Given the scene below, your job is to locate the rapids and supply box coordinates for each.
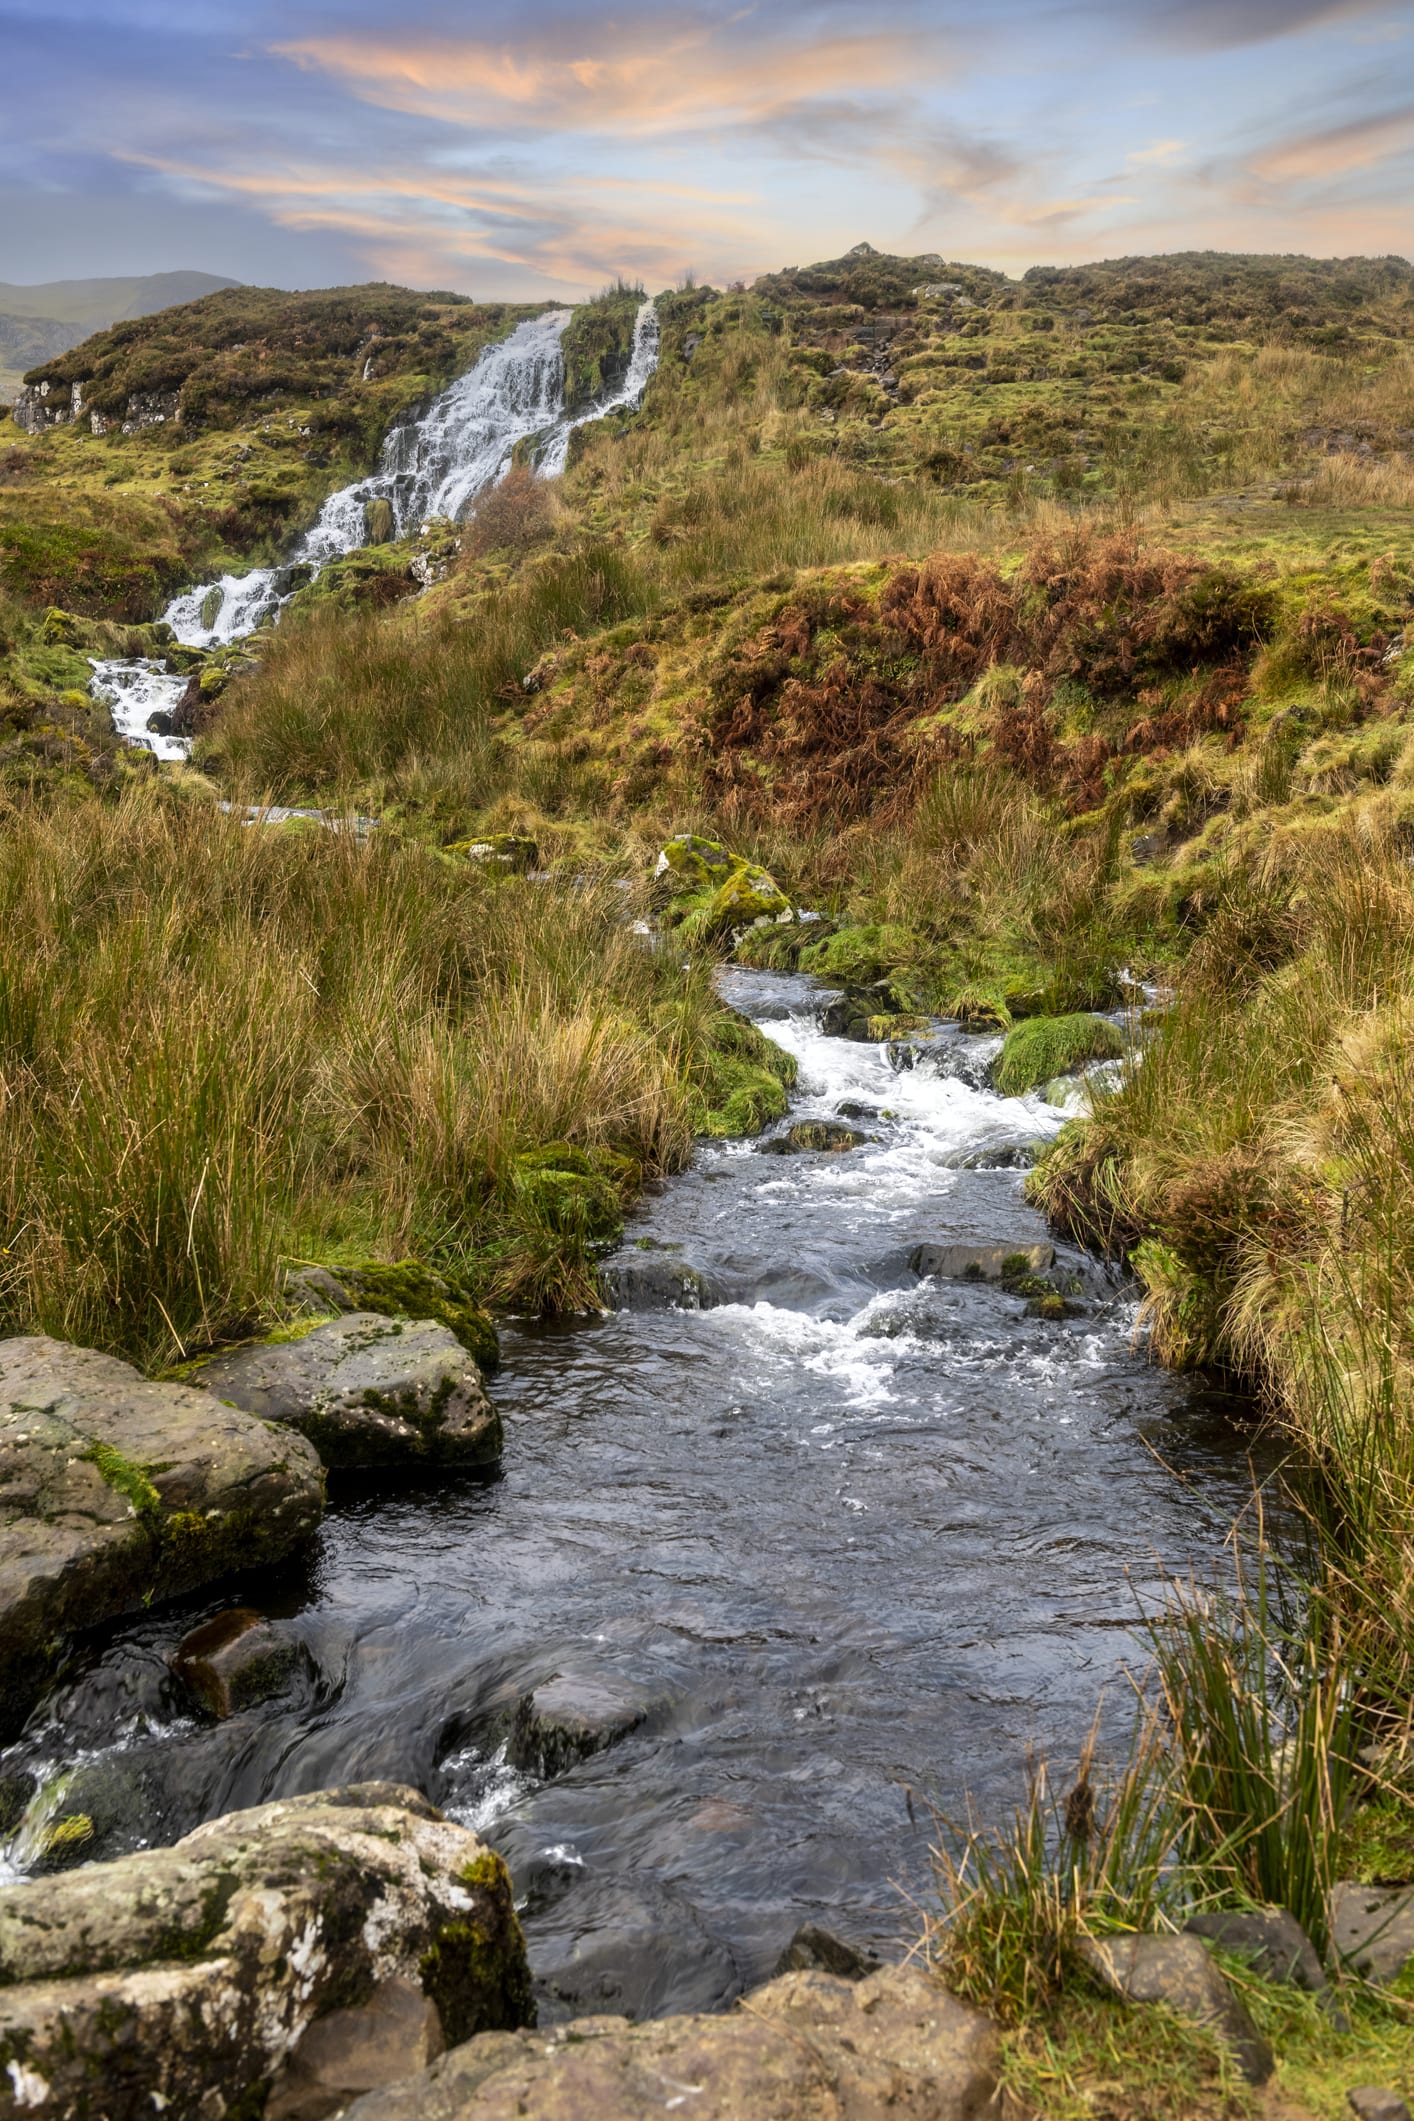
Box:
[0,970,1271,2017]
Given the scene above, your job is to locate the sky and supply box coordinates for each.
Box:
[2,0,1412,299]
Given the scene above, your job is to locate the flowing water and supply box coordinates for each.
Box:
[0,970,1271,2016]
[88,299,661,759]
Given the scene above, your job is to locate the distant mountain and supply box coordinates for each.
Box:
[0,272,240,399]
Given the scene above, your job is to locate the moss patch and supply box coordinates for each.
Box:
[995,1013,1126,1098]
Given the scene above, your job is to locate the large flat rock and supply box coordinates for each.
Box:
[0,1782,533,2121]
[342,1965,998,2120]
[193,1314,502,1470]
[0,1334,324,1733]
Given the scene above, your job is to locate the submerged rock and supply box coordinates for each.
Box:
[0,1783,533,2120]
[341,1964,998,2121]
[0,1335,323,1736]
[910,1241,1055,1282]
[1078,1933,1272,2084]
[598,1255,716,1311]
[507,1671,651,1778]
[192,1315,503,1471]
[170,1606,311,1719]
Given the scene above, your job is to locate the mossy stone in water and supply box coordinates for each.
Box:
[994,1012,1125,1097]
[198,586,223,630]
[364,495,396,544]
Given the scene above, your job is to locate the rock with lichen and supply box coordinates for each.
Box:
[189,1314,502,1471]
[0,1335,324,1739]
[0,1783,533,2121]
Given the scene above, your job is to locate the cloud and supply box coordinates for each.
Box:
[1127,138,1186,165]
[273,15,936,140]
[1248,101,1414,182]
[1134,0,1385,50]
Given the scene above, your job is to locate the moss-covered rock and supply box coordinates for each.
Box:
[691,1013,799,1138]
[0,1335,324,1738]
[445,832,539,873]
[514,1147,623,1246]
[656,835,792,940]
[993,1012,1125,1097]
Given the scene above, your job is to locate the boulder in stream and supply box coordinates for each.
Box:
[341,1964,999,2121]
[191,1315,502,1471]
[170,1605,312,1718]
[0,1782,533,2121]
[0,1334,324,1736]
[910,1241,1055,1282]
[507,1670,652,1778]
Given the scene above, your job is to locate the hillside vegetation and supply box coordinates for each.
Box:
[2,248,1414,2109]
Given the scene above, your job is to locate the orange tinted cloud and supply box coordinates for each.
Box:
[274,19,929,137]
[1249,102,1414,182]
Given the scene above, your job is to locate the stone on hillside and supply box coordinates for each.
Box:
[654,834,739,894]
[507,1671,651,1778]
[707,863,791,932]
[192,1315,502,1471]
[341,1964,998,2121]
[1078,1933,1272,2085]
[910,1241,1055,1282]
[772,1922,880,1980]
[1185,1907,1325,1991]
[1330,1880,1414,1984]
[171,1606,311,1719]
[0,1335,323,1736]
[1348,2091,1413,2121]
[0,1783,533,2121]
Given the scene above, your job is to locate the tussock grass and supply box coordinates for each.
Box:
[0,783,752,1364]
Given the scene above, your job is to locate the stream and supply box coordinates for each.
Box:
[0,969,1271,2020]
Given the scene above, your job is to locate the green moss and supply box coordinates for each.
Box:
[418,1851,535,2040]
[994,1012,1125,1097]
[81,1441,161,1523]
[1341,1794,1414,1886]
[799,923,924,986]
[338,1259,500,1376]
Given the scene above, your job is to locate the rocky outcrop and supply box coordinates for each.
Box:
[11,379,82,434]
[654,834,793,938]
[341,1964,998,2121]
[0,1783,533,2121]
[0,1335,324,1735]
[191,1315,503,1471]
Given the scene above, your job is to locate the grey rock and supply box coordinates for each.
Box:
[507,1671,650,1778]
[340,1964,999,2121]
[937,1142,1038,1170]
[0,1334,324,1736]
[910,1241,1055,1282]
[192,1314,502,1470]
[1348,2091,1413,2121]
[1185,1906,1324,1990]
[1330,1880,1414,1983]
[284,1263,357,1315]
[1078,1932,1273,2084]
[772,1922,881,1981]
[170,1606,311,1718]
[599,1256,715,1312]
[0,1783,532,2121]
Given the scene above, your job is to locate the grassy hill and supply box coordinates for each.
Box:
[1,252,1413,2109]
[0,269,239,400]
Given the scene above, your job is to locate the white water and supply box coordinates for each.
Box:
[90,298,661,756]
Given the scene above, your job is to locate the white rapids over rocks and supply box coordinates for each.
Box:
[89,298,661,759]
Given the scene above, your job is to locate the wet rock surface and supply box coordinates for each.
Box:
[910,1240,1055,1281]
[1078,1932,1273,2084]
[507,1671,652,1779]
[773,1921,881,1979]
[341,1965,999,2121]
[192,1315,502,1470]
[0,1783,532,2121]
[0,1334,323,1734]
[171,1606,312,1719]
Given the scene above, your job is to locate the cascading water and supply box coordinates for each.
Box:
[89,298,660,760]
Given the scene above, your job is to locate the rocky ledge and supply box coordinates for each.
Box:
[0,1334,324,1735]
[0,1782,532,2121]
[341,1964,998,2121]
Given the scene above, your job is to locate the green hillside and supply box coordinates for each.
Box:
[0,269,239,399]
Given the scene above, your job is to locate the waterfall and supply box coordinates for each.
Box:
[90,298,660,758]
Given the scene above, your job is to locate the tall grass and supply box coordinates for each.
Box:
[0,783,726,1365]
